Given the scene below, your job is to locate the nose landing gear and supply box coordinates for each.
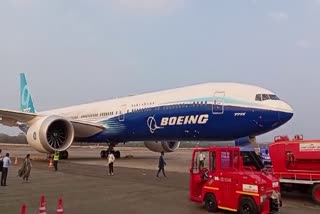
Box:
[100,143,121,159]
[100,150,121,159]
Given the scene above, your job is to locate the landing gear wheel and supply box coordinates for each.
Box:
[312,184,320,205]
[100,150,106,158]
[59,151,69,160]
[204,193,218,213]
[64,151,68,159]
[239,196,258,214]
[114,151,120,159]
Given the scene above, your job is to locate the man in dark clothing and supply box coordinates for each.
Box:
[1,153,11,186]
[156,151,167,177]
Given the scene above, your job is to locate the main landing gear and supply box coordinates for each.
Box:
[47,151,69,160]
[100,150,120,159]
[59,151,69,160]
[100,143,121,159]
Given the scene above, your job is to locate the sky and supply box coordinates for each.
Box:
[0,0,320,142]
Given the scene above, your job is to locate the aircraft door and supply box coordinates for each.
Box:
[212,91,225,114]
[118,104,126,121]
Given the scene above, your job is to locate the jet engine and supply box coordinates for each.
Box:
[26,115,75,153]
[144,141,180,153]
[234,136,257,147]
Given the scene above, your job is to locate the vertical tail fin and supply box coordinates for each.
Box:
[20,73,36,113]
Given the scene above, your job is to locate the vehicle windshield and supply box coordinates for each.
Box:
[240,151,265,171]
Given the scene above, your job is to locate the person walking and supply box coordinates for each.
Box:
[1,153,11,186]
[107,152,115,176]
[156,151,167,178]
[18,154,32,183]
[0,149,3,174]
[53,151,59,171]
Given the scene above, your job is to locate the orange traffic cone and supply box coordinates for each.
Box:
[14,157,18,165]
[56,197,64,214]
[48,159,53,168]
[38,195,47,214]
[21,203,26,214]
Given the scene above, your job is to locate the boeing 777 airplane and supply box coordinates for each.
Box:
[0,73,293,159]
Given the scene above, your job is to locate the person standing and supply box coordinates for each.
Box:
[53,151,59,171]
[107,152,115,176]
[1,153,11,186]
[0,149,3,174]
[18,154,32,183]
[156,151,167,178]
[199,151,206,169]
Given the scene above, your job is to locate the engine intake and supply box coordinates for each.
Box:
[26,115,74,153]
[234,136,257,147]
[144,141,180,153]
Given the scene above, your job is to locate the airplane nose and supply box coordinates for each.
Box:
[278,111,294,123]
[278,102,294,123]
[278,101,293,112]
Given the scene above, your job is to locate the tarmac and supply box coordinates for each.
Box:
[0,145,320,214]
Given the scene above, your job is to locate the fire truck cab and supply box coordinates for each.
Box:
[190,146,281,213]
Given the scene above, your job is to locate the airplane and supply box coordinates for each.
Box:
[0,73,293,159]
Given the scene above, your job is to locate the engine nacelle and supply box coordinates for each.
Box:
[26,115,75,153]
[234,136,257,147]
[144,141,180,153]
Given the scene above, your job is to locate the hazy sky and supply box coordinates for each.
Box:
[1,0,319,142]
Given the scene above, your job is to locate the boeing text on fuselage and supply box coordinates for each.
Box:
[147,114,209,134]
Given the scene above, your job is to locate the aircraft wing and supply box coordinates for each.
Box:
[0,109,37,126]
[0,109,105,136]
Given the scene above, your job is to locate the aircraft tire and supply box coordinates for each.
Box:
[114,151,120,159]
[64,151,69,160]
[59,151,68,160]
[100,150,106,158]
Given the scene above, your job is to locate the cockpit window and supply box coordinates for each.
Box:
[269,94,280,100]
[255,94,262,101]
[262,94,269,101]
[255,94,280,101]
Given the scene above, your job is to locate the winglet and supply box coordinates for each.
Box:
[20,73,36,113]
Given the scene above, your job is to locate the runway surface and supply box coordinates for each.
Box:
[0,145,319,213]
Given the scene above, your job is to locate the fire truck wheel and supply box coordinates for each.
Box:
[204,193,218,213]
[239,196,258,214]
[311,184,320,205]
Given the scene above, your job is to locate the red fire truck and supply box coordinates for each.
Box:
[269,135,320,205]
[190,146,281,213]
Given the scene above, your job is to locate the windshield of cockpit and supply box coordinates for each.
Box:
[255,94,280,101]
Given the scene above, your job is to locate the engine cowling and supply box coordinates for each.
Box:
[144,141,180,153]
[26,115,75,153]
[234,136,256,146]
